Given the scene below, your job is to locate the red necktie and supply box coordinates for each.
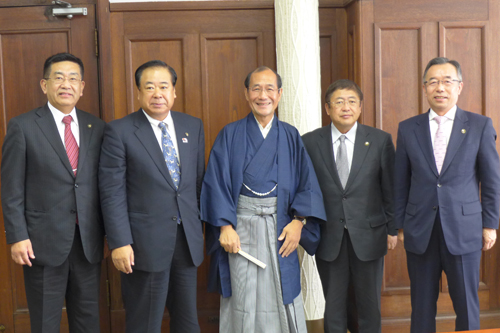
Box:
[62,115,79,175]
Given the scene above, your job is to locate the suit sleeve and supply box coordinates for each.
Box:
[99,123,134,250]
[1,119,29,244]
[477,118,500,229]
[394,124,411,230]
[381,133,396,236]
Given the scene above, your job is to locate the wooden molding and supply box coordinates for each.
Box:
[110,0,355,12]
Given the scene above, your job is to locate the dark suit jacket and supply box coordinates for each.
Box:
[394,108,500,255]
[2,104,105,266]
[302,123,395,262]
[99,109,205,272]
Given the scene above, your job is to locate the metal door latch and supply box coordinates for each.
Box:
[52,0,87,19]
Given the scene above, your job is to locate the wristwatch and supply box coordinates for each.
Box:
[294,216,307,225]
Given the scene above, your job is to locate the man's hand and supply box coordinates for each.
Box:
[278,219,303,258]
[398,229,404,245]
[112,245,134,274]
[387,235,398,250]
[11,239,35,266]
[220,225,240,253]
[482,228,497,251]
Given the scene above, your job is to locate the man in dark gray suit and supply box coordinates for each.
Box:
[302,79,397,333]
[99,60,205,333]
[2,53,105,333]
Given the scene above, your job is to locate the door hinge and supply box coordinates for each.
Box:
[95,29,99,58]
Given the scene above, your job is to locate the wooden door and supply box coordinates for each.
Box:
[105,2,277,332]
[0,1,109,332]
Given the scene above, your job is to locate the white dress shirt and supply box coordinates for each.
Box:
[331,122,357,171]
[254,115,274,139]
[429,105,457,148]
[48,101,80,147]
[142,109,179,158]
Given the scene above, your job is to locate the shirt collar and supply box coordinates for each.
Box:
[48,101,78,125]
[331,122,357,143]
[429,105,457,122]
[142,109,174,129]
[254,114,274,132]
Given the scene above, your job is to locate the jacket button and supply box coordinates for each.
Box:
[437,183,442,188]
[74,183,79,188]
[70,209,76,214]
[172,216,177,221]
[433,206,437,210]
[342,197,347,201]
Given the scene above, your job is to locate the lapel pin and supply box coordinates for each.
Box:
[365,142,370,146]
[88,124,92,128]
[461,129,466,134]
[185,132,189,137]
[182,138,188,143]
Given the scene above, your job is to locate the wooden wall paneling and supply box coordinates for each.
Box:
[439,21,487,116]
[319,8,348,126]
[373,0,488,24]
[374,23,437,320]
[200,33,263,150]
[374,22,436,139]
[123,33,195,115]
[97,0,114,122]
[346,0,375,127]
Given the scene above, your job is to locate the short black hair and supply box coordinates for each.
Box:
[244,66,282,90]
[423,57,462,82]
[135,60,177,88]
[43,53,84,80]
[325,79,363,103]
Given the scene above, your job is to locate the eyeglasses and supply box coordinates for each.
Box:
[329,99,359,108]
[424,79,461,88]
[44,76,81,85]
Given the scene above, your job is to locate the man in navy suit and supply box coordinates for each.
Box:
[99,60,205,333]
[2,53,105,333]
[394,57,500,332]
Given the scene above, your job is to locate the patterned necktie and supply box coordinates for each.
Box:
[336,135,349,188]
[433,116,447,173]
[159,122,181,189]
[62,115,78,176]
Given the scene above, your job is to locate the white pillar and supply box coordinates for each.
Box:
[275,0,325,321]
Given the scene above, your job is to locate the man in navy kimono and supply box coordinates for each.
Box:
[200,66,326,333]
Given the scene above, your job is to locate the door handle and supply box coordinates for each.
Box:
[52,0,87,19]
[0,324,6,332]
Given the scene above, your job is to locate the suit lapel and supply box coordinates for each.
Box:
[316,125,343,189]
[171,111,191,189]
[35,105,75,177]
[134,110,177,190]
[75,109,95,178]
[345,124,370,191]
[440,108,469,175]
[414,112,439,177]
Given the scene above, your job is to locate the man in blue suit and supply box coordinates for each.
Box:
[99,60,205,333]
[394,57,500,332]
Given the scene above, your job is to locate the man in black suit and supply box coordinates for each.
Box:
[302,79,396,333]
[99,60,205,333]
[2,53,105,333]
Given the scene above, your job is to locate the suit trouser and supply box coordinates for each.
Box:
[23,225,101,333]
[317,229,384,333]
[406,215,481,332]
[121,223,200,333]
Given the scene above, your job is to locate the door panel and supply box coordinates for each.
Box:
[108,6,276,332]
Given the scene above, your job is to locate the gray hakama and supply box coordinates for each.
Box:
[220,195,307,333]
